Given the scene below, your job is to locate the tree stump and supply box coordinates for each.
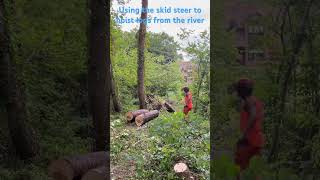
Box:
[135,110,159,127]
[173,162,197,180]
[125,109,149,123]
[48,151,109,180]
[81,166,108,180]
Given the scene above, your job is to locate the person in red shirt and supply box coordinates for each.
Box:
[182,87,193,122]
[229,78,265,179]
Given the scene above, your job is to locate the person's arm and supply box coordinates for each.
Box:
[242,98,257,138]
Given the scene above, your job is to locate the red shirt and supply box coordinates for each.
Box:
[240,97,265,147]
[185,92,193,109]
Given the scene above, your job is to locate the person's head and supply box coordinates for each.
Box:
[182,87,189,93]
[232,78,254,99]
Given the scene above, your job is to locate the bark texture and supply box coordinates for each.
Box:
[0,0,39,159]
[110,62,122,112]
[137,0,148,109]
[48,151,109,180]
[81,166,108,180]
[135,110,159,127]
[163,101,175,113]
[88,0,110,151]
[125,109,149,123]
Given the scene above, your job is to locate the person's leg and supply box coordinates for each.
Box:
[247,147,262,180]
[183,106,189,122]
[235,140,251,179]
[236,144,262,180]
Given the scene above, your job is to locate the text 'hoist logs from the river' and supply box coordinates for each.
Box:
[116,6,206,24]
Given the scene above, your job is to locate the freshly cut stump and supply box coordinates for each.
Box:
[174,162,196,180]
[81,166,108,180]
[135,110,159,127]
[163,101,175,113]
[125,109,149,123]
[48,151,109,180]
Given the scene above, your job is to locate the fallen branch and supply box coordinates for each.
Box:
[163,101,175,113]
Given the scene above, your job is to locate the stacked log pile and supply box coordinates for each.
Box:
[125,109,149,123]
[146,94,176,112]
[125,97,175,127]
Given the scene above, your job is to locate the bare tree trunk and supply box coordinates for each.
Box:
[88,0,110,151]
[110,63,122,112]
[0,0,39,159]
[194,61,208,113]
[137,0,148,109]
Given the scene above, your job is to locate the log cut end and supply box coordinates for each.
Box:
[125,112,134,122]
[174,162,188,173]
[48,159,74,180]
[126,109,149,123]
[81,166,108,180]
[135,115,144,127]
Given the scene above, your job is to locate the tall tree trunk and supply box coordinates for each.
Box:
[137,0,148,109]
[0,0,39,159]
[110,63,122,112]
[268,0,314,162]
[88,0,110,151]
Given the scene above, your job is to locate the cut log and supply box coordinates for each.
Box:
[135,110,159,127]
[125,109,149,123]
[48,151,109,180]
[163,101,175,113]
[174,162,197,180]
[81,166,108,180]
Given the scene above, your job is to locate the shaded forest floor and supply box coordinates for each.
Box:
[110,115,149,179]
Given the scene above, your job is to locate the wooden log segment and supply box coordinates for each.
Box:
[173,162,197,180]
[125,109,149,123]
[48,151,109,180]
[81,166,108,180]
[135,110,159,127]
[163,101,175,113]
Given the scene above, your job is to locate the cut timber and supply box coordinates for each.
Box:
[174,162,196,180]
[81,166,108,180]
[163,101,175,113]
[48,151,109,180]
[125,109,149,123]
[135,110,159,127]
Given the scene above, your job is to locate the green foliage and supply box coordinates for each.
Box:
[147,32,181,64]
[110,13,209,178]
[111,27,183,110]
[1,0,91,178]
[212,0,238,65]
[134,112,210,179]
[212,155,240,180]
[178,29,210,115]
